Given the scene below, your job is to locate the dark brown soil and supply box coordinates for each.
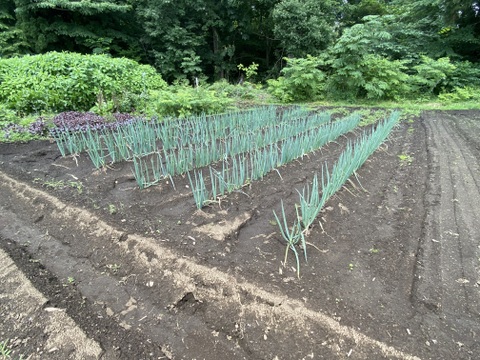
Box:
[0,109,479,359]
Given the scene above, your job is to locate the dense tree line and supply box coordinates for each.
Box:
[1,0,479,83]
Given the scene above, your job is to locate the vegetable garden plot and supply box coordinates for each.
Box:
[274,112,400,276]
[4,110,479,360]
[49,106,400,273]
[51,106,361,194]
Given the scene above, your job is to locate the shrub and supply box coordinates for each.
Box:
[438,87,480,103]
[410,56,456,95]
[445,61,480,90]
[147,85,233,118]
[0,103,18,126]
[326,54,411,100]
[51,111,138,133]
[0,117,48,142]
[0,52,167,115]
[208,79,271,102]
[267,55,325,102]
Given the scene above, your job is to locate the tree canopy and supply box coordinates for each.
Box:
[1,0,479,82]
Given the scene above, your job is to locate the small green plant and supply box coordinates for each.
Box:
[400,109,420,123]
[64,276,75,286]
[41,179,65,189]
[68,181,83,194]
[148,85,233,118]
[348,263,355,271]
[108,204,117,215]
[34,178,83,193]
[237,62,259,80]
[398,153,413,166]
[357,109,389,127]
[106,263,121,273]
[369,248,379,254]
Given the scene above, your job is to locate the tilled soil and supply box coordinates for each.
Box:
[0,110,479,359]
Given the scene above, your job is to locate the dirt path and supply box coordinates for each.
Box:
[0,110,479,359]
[413,111,480,356]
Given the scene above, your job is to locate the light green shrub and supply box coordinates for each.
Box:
[208,79,270,102]
[147,85,233,118]
[326,54,411,100]
[410,56,456,95]
[438,86,480,103]
[446,61,480,90]
[0,103,18,126]
[0,52,167,115]
[267,55,325,102]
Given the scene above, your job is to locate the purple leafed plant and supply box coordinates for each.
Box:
[1,118,48,139]
[50,111,142,136]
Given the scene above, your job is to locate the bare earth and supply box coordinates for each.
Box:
[0,110,479,359]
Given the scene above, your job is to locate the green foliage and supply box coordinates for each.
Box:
[267,56,325,102]
[446,61,480,90]
[208,80,271,102]
[343,0,388,26]
[0,131,38,143]
[0,0,29,57]
[1,0,479,104]
[147,85,233,118]
[14,0,134,56]
[0,104,18,125]
[273,0,341,57]
[410,56,456,95]
[327,54,411,100]
[323,16,413,100]
[237,63,259,81]
[438,87,480,103]
[0,52,166,115]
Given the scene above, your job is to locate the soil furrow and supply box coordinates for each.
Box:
[1,110,479,359]
[0,170,420,359]
[414,113,480,358]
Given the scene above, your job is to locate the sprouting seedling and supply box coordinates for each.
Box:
[398,153,413,166]
[108,204,117,215]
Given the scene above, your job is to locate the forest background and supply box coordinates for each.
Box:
[1,0,480,140]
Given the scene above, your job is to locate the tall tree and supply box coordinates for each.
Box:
[342,0,388,26]
[272,0,344,58]
[135,0,281,81]
[0,0,29,57]
[13,0,137,57]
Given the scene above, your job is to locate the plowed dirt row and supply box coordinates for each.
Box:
[0,110,479,359]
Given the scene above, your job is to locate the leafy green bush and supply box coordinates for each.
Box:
[446,61,480,90]
[327,54,410,100]
[147,85,233,118]
[0,52,167,115]
[267,55,325,102]
[0,103,18,126]
[410,56,456,96]
[438,87,480,103]
[208,79,271,102]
